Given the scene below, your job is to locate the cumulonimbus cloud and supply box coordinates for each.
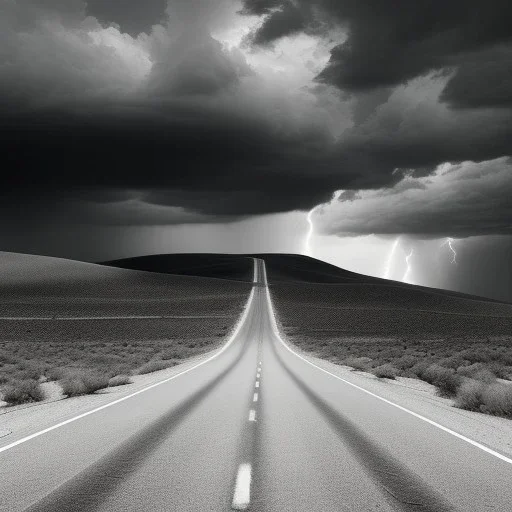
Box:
[314,157,512,238]
[1,0,512,238]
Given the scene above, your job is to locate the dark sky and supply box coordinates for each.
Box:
[1,0,511,300]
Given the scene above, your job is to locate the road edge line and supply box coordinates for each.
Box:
[260,259,512,466]
[0,260,258,455]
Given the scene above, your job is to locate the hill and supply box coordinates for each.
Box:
[102,253,512,402]
[0,251,251,403]
[102,253,254,282]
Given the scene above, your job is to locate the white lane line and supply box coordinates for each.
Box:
[253,393,259,402]
[248,410,256,422]
[260,260,512,467]
[0,261,260,455]
[232,463,252,510]
[255,381,260,388]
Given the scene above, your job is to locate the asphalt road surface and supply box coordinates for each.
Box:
[1,259,512,511]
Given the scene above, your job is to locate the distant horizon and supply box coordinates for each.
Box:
[1,0,511,308]
[2,248,510,305]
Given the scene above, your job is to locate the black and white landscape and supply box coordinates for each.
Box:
[1,0,512,511]
[1,253,512,511]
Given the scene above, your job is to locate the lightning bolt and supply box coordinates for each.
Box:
[304,205,320,256]
[441,237,457,264]
[403,248,414,284]
[383,237,400,279]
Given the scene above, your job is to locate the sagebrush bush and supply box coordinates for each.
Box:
[455,379,485,411]
[46,367,70,382]
[372,364,399,379]
[160,349,183,361]
[471,368,497,384]
[61,371,109,397]
[108,374,132,387]
[393,354,420,370]
[408,360,433,378]
[421,364,461,396]
[480,383,512,417]
[136,360,173,375]
[343,356,372,371]
[456,362,495,381]
[2,379,44,405]
[486,362,512,380]
[437,355,468,369]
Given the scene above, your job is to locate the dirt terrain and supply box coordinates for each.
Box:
[0,252,251,403]
[261,254,512,416]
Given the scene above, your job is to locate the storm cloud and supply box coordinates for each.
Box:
[243,1,512,108]
[1,0,512,240]
[315,158,512,239]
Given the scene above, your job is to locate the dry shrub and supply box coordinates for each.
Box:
[136,360,173,375]
[471,369,497,384]
[457,363,496,383]
[372,364,399,379]
[2,379,44,405]
[408,360,433,377]
[46,367,70,381]
[456,380,512,417]
[343,356,372,371]
[480,383,512,417]
[160,349,184,361]
[393,354,420,370]
[455,379,485,411]
[487,362,512,380]
[15,362,48,381]
[421,364,461,397]
[61,371,109,397]
[108,374,132,387]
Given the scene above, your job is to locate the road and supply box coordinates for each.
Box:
[2,258,512,511]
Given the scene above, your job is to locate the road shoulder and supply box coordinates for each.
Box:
[283,341,512,460]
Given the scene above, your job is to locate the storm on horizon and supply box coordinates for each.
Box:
[1,0,512,302]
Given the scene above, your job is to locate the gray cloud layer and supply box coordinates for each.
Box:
[1,0,512,240]
[316,158,512,238]
[243,0,512,109]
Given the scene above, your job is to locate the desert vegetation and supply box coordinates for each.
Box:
[2,379,45,405]
[0,252,250,405]
[284,334,512,418]
[0,335,232,405]
[265,255,512,420]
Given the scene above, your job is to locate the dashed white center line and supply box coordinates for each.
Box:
[255,381,259,388]
[253,393,258,402]
[232,463,252,510]
[248,409,256,422]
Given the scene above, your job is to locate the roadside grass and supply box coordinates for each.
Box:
[0,335,230,404]
[108,374,132,387]
[285,334,512,419]
[2,379,44,405]
[372,363,399,380]
[136,360,175,375]
[0,253,251,406]
[456,380,512,417]
[61,371,110,397]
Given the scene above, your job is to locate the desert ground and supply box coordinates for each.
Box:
[2,255,512,512]
[0,252,252,404]
[2,251,512,417]
[260,254,512,416]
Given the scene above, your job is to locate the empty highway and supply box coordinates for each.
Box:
[1,259,512,511]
